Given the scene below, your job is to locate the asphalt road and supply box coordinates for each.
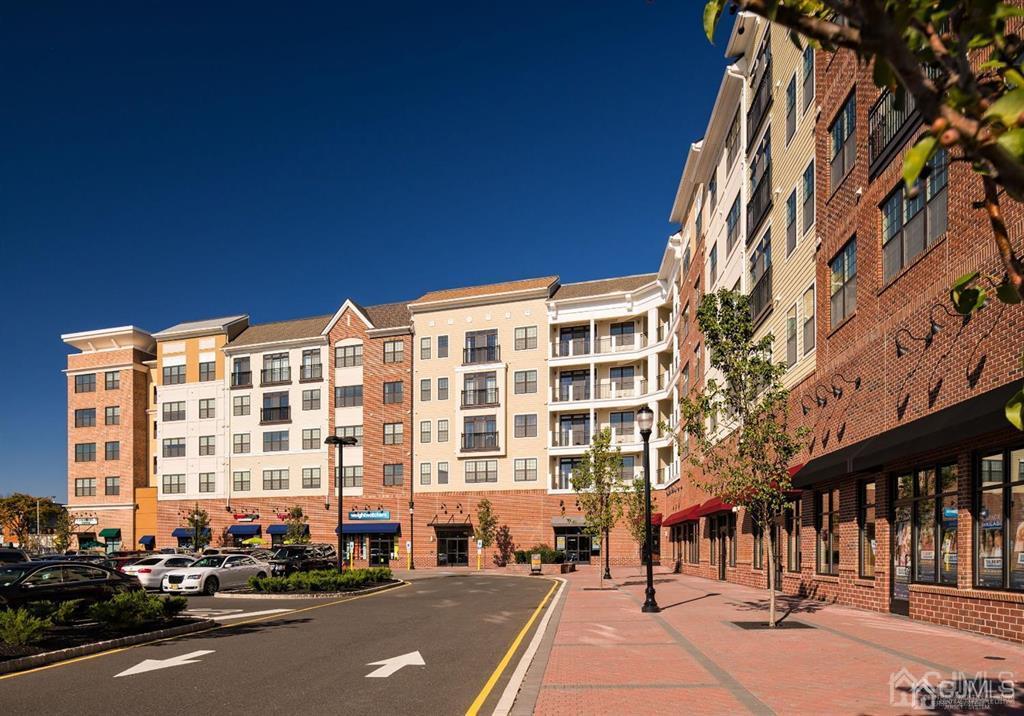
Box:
[0,574,556,715]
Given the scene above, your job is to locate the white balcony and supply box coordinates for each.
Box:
[550,333,649,358]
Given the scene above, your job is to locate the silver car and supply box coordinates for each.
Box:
[162,554,268,595]
[122,555,196,590]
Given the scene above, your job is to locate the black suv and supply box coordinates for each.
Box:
[268,545,335,576]
[0,548,28,564]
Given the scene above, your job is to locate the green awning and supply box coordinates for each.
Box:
[99,528,121,539]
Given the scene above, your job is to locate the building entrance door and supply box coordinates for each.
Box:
[717,522,728,580]
[369,535,393,566]
[891,504,912,616]
[555,528,592,564]
[437,531,469,567]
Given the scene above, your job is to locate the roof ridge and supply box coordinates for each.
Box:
[560,272,658,287]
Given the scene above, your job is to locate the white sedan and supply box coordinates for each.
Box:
[161,554,268,595]
[122,555,196,589]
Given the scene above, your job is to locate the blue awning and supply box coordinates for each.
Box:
[266,524,309,535]
[226,524,262,536]
[171,527,212,539]
[336,522,400,535]
[138,535,155,546]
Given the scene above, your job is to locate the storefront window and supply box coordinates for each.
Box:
[975,449,1024,590]
[686,523,699,563]
[816,488,840,575]
[893,464,957,587]
[859,481,876,578]
[786,499,801,572]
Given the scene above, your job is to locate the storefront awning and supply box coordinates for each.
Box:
[693,497,733,517]
[266,524,309,535]
[226,524,262,536]
[651,513,663,527]
[99,528,121,539]
[138,535,155,546]
[171,527,212,539]
[337,523,400,535]
[551,517,585,527]
[663,505,701,526]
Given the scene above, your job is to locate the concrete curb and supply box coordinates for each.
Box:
[212,580,404,600]
[0,618,214,676]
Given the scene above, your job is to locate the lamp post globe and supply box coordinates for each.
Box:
[636,406,660,613]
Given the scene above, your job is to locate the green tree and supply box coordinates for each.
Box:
[0,494,62,548]
[474,499,498,549]
[53,509,73,553]
[284,506,310,544]
[703,0,1024,426]
[184,503,210,550]
[570,428,625,584]
[623,477,658,562]
[679,290,805,627]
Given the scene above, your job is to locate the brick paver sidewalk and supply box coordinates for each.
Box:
[531,567,1024,715]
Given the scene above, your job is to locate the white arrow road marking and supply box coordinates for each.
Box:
[115,650,215,678]
[365,650,425,678]
[207,608,293,621]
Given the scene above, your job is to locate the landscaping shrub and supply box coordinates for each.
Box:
[248,567,392,593]
[0,608,51,647]
[513,544,565,564]
[162,595,187,618]
[88,590,182,631]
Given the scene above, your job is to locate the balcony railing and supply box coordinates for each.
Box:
[747,166,772,242]
[750,265,773,325]
[551,429,591,447]
[299,364,322,382]
[867,68,940,178]
[594,378,646,400]
[231,371,252,388]
[604,427,637,445]
[461,431,499,451]
[461,388,499,407]
[595,334,645,354]
[552,472,572,491]
[463,346,500,365]
[261,368,291,386]
[553,383,591,402]
[747,60,773,146]
[657,464,678,486]
[260,406,291,424]
[554,338,591,358]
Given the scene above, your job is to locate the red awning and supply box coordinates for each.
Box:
[651,512,663,527]
[788,463,805,477]
[693,497,734,517]
[662,504,700,526]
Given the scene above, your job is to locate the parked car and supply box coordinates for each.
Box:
[121,555,196,590]
[162,554,268,595]
[0,548,29,564]
[268,545,334,576]
[0,561,142,609]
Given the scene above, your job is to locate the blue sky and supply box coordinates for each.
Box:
[0,1,731,499]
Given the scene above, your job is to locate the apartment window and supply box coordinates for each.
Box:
[336,385,363,407]
[515,326,538,351]
[104,476,120,496]
[514,414,538,438]
[726,197,740,253]
[465,460,498,484]
[163,365,185,385]
[340,465,363,488]
[802,161,815,234]
[232,471,251,491]
[336,344,363,367]
[199,472,215,493]
[198,436,215,456]
[749,231,772,321]
[100,441,118,460]
[802,45,815,111]
[162,438,185,458]
[302,428,321,450]
[420,337,431,360]
[420,379,431,402]
[384,340,404,364]
[302,467,321,489]
[786,498,802,572]
[514,458,538,482]
[262,391,290,422]
[829,239,857,329]
[232,433,251,454]
[300,349,322,381]
[786,74,797,143]
[74,409,96,428]
[802,285,816,354]
[975,450,1022,590]
[816,487,840,575]
[695,200,703,239]
[199,398,215,419]
[162,474,185,494]
[163,401,186,421]
[858,480,876,578]
[264,431,288,452]
[232,395,250,416]
[263,469,289,490]
[620,455,637,481]
[786,304,798,368]
[383,423,403,445]
[708,242,718,283]
[302,389,320,411]
[437,377,449,401]
[420,421,431,443]
[708,168,717,209]
[725,110,740,167]
[786,189,797,256]
[610,411,634,441]
[199,361,216,382]
[881,150,948,282]
[104,371,120,390]
[437,335,449,358]
[231,357,251,387]
[437,419,449,442]
[74,478,96,497]
[438,462,449,485]
[383,381,403,404]
[830,92,856,189]
[337,425,363,446]
[75,373,96,393]
[420,463,431,485]
[514,370,537,395]
[383,464,404,486]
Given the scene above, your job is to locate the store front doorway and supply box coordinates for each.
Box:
[555,528,592,564]
[369,534,393,566]
[437,529,469,567]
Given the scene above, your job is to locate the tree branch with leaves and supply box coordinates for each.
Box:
[571,428,626,584]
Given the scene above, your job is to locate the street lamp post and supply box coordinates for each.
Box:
[325,435,358,572]
[637,406,660,613]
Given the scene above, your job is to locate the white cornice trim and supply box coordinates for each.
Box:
[367,326,412,338]
[408,283,557,313]
[322,300,374,336]
[223,335,328,354]
[63,363,149,376]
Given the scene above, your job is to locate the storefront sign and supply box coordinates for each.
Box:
[234,513,259,522]
[349,510,390,520]
[530,553,542,574]
[74,517,98,526]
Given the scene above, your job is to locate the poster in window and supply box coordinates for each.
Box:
[978,497,1005,587]
[893,511,911,601]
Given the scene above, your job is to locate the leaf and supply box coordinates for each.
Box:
[998,128,1024,160]
[703,0,723,43]
[950,272,987,315]
[1005,388,1024,430]
[996,281,1023,304]
[995,3,1024,20]
[788,30,803,53]
[1006,68,1024,89]
[904,135,938,188]
[873,58,896,91]
[984,87,1024,127]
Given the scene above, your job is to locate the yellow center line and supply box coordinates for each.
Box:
[0,580,411,681]
[465,579,558,716]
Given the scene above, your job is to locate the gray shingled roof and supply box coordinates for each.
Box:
[226,314,332,348]
[153,315,248,338]
[552,273,658,301]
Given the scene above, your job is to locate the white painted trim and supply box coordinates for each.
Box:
[321,299,374,336]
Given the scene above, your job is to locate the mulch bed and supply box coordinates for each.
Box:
[0,617,202,663]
